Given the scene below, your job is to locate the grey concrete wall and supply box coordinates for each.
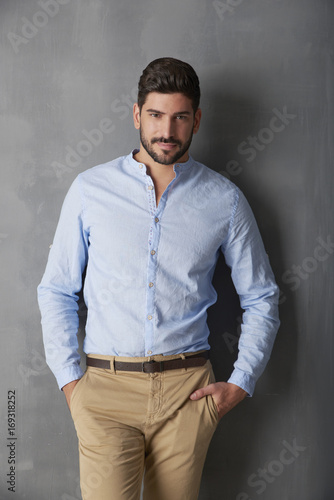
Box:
[0,0,333,499]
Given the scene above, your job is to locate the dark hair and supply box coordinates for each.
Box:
[137,57,200,113]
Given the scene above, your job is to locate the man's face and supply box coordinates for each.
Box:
[133,92,201,166]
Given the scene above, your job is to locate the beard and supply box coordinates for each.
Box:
[139,128,194,166]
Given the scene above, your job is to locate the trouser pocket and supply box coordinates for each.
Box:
[70,370,88,418]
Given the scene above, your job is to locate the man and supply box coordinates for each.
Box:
[38,57,280,500]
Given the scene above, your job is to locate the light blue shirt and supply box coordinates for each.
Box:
[37,150,280,395]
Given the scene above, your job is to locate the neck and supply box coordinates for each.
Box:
[134,145,187,182]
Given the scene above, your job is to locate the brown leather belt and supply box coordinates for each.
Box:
[86,351,210,373]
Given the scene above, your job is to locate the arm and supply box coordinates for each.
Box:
[191,187,280,417]
[37,176,89,392]
[223,188,280,396]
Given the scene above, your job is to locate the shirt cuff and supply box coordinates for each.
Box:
[55,364,85,391]
[227,369,257,397]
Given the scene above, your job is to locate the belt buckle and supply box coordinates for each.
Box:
[142,360,164,373]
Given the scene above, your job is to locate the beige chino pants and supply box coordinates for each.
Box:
[70,351,220,500]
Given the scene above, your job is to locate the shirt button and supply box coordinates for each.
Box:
[139,164,143,169]
[148,185,154,190]
[147,315,153,320]
[151,250,156,255]
[147,350,152,355]
[149,282,154,288]
[155,217,159,223]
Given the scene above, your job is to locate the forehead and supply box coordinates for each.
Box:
[143,92,193,112]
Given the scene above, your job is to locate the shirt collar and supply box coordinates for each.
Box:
[127,149,194,175]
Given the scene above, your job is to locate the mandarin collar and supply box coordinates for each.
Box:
[127,149,194,175]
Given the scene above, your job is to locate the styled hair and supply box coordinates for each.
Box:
[137,57,200,113]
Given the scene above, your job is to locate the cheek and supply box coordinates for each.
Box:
[142,121,158,138]
[182,124,194,139]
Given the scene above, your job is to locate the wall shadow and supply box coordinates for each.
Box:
[195,87,299,499]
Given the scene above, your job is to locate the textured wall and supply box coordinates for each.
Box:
[0,1,333,499]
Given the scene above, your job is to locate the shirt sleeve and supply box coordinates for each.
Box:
[221,187,280,396]
[37,176,89,390]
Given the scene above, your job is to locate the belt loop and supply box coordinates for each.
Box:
[110,357,115,374]
[179,353,186,372]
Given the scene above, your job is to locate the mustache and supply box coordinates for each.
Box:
[151,137,181,146]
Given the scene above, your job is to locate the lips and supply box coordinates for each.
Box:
[157,142,177,150]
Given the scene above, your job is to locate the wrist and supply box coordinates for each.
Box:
[62,379,80,392]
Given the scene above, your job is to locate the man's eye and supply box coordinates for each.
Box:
[176,115,186,120]
[151,113,160,118]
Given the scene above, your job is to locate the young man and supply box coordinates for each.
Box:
[38,57,280,500]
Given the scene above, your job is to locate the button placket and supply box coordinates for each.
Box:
[144,181,164,356]
[147,179,156,218]
[145,213,159,355]
[143,167,180,356]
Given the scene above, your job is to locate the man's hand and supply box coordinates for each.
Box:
[190,381,247,420]
[62,379,80,410]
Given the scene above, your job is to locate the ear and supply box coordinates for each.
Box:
[193,108,202,134]
[133,103,141,130]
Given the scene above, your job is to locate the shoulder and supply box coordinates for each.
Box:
[189,157,240,204]
[78,154,128,185]
[191,158,238,191]
[70,155,134,198]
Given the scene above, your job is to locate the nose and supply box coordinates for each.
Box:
[161,117,175,140]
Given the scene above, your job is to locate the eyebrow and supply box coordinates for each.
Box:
[146,108,192,116]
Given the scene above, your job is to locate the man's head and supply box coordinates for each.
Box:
[134,58,201,166]
[137,57,200,114]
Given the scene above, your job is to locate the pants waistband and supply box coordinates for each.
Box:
[86,350,210,373]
